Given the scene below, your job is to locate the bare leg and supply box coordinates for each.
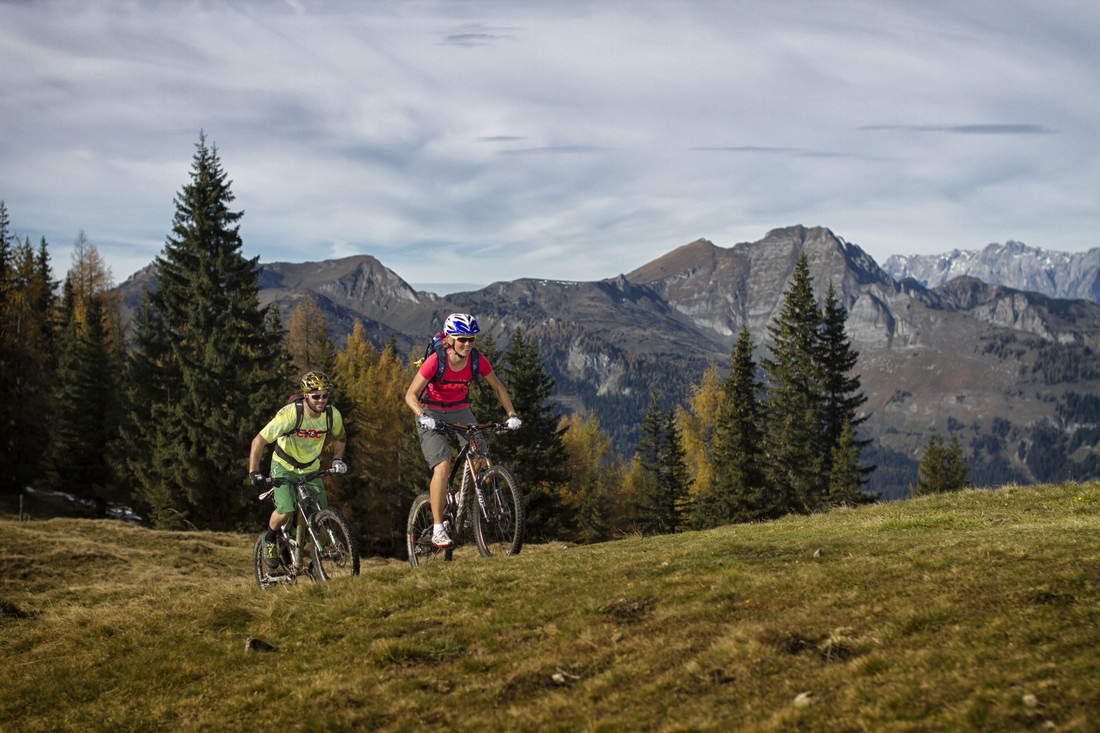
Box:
[268,511,291,533]
[430,459,451,523]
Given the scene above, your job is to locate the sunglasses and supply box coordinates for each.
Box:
[308,392,330,400]
[455,336,476,343]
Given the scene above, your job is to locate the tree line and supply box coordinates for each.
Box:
[1,134,969,555]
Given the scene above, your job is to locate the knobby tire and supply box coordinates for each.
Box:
[253,533,296,589]
[406,492,444,568]
[310,507,360,580]
[473,464,525,558]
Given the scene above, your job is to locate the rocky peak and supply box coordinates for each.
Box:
[882,241,1100,303]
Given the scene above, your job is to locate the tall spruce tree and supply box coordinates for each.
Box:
[635,390,667,534]
[0,201,9,287]
[490,328,569,540]
[827,421,867,505]
[124,133,286,530]
[695,327,767,527]
[0,201,14,496]
[469,330,500,420]
[662,407,691,531]
[46,275,122,514]
[634,390,688,534]
[761,253,826,516]
[0,229,56,496]
[916,433,971,495]
[818,283,875,504]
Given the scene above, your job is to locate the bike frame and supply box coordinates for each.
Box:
[258,469,332,582]
[446,424,492,534]
[407,420,524,567]
[443,421,513,539]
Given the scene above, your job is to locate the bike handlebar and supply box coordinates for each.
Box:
[435,420,514,434]
[256,467,337,501]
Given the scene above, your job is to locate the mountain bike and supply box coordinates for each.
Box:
[407,421,525,568]
[253,468,360,588]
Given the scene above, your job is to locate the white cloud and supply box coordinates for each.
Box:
[2,0,1098,287]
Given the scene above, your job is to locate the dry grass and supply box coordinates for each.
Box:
[3,481,1099,732]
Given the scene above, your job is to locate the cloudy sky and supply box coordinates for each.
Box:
[2,0,1098,291]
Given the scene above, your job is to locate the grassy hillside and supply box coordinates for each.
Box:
[3,482,1099,732]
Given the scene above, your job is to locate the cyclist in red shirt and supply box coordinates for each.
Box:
[404,313,521,548]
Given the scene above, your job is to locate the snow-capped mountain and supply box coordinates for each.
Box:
[882,241,1100,304]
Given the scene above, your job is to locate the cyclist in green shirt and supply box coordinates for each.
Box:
[248,371,347,568]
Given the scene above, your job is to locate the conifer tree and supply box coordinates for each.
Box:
[368,338,424,554]
[331,323,420,556]
[761,253,825,515]
[286,294,335,379]
[634,390,688,534]
[916,432,972,495]
[827,421,867,505]
[677,364,722,501]
[0,201,14,496]
[469,330,499,419]
[67,231,119,325]
[662,407,691,531]
[124,133,286,530]
[695,327,767,527]
[491,328,569,540]
[45,239,125,514]
[818,283,874,502]
[0,201,10,289]
[634,390,666,533]
[915,433,947,496]
[944,433,972,492]
[561,412,613,544]
[0,229,55,496]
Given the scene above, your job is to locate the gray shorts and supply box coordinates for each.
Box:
[418,406,482,468]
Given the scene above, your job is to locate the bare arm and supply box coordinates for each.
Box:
[405,372,430,416]
[248,433,268,473]
[483,371,517,417]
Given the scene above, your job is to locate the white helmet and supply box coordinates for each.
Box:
[443,313,480,337]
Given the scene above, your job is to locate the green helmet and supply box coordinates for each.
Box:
[300,371,334,394]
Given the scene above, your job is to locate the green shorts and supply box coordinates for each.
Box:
[270,461,328,515]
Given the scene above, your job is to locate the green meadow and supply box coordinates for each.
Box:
[3,481,1098,732]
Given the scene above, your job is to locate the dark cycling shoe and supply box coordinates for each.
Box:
[262,536,280,569]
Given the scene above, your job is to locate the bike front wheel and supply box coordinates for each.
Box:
[473,464,525,558]
[310,508,360,581]
[407,491,451,568]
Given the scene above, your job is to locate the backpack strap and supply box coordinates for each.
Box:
[433,342,448,381]
[291,399,305,434]
[420,348,482,408]
[273,402,333,470]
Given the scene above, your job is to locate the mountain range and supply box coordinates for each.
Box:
[116,225,1100,499]
[882,240,1100,303]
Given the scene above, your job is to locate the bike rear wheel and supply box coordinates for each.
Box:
[473,464,525,558]
[253,533,294,589]
[310,508,360,581]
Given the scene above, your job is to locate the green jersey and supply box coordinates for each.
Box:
[260,402,345,472]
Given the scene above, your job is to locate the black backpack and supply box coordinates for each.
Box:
[417,332,481,408]
[274,394,333,469]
